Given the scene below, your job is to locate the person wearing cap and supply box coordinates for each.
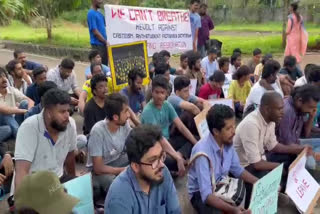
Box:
[15,171,79,214]
[14,88,78,190]
[201,48,219,81]
[105,125,181,214]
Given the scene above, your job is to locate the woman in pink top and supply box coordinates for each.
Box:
[285,2,308,63]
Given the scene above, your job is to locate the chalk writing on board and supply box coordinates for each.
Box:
[111,43,146,85]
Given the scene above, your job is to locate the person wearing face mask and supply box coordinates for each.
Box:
[104,125,181,214]
[14,89,78,191]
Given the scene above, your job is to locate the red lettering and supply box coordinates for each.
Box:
[302,179,310,188]
[111,9,117,19]
[148,10,153,21]
[128,9,136,21]
[111,9,125,19]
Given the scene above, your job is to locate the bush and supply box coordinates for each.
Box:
[60,9,88,26]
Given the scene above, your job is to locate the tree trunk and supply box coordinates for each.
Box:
[46,18,52,40]
[282,0,289,48]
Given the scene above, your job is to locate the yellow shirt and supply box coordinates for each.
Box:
[228,80,251,104]
[254,63,264,78]
[82,77,113,102]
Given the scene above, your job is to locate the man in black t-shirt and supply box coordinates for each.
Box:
[83,73,108,135]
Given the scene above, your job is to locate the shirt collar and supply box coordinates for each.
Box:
[208,133,222,154]
[257,109,268,126]
[127,166,144,192]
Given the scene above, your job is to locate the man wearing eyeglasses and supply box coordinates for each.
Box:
[104,125,181,214]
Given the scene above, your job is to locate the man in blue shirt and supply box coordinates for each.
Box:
[120,68,146,114]
[105,125,181,214]
[13,50,43,75]
[189,0,201,52]
[85,50,111,80]
[188,104,258,214]
[87,0,109,66]
[26,66,47,105]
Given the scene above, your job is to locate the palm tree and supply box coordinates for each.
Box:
[0,0,23,25]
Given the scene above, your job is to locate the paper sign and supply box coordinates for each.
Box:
[104,4,192,56]
[249,164,283,214]
[189,79,197,96]
[286,149,320,213]
[208,98,234,110]
[63,173,94,214]
[222,73,232,98]
[194,107,210,138]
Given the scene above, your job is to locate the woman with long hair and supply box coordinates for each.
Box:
[285,2,308,64]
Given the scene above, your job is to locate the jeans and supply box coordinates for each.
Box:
[0,126,12,143]
[300,138,320,170]
[0,100,28,139]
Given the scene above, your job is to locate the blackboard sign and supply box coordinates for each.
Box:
[108,41,149,91]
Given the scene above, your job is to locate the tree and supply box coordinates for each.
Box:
[25,0,81,40]
[0,0,23,25]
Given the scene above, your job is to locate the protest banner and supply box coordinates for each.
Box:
[286,149,320,213]
[108,41,149,91]
[63,173,94,214]
[104,4,192,56]
[249,164,283,214]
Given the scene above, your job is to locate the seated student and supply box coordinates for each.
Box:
[79,63,112,114]
[47,58,81,107]
[24,81,57,119]
[247,48,262,74]
[279,55,302,82]
[188,104,258,214]
[254,53,273,82]
[244,60,283,111]
[88,93,140,202]
[85,49,111,80]
[228,52,241,75]
[0,68,34,138]
[13,50,42,75]
[14,89,77,190]
[83,74,108,135]
[186,51,205,95]
[228,65,251,117]
[218,57,230,74]
[233,48,242,56]
[26,66,47,105]
[176,53,189,75]
[0,148,14,196]
[168,76,205,116]
[159,50,176,75]
[105,125,181,214]
[15,171,79,214]
[145,62,173,103]
[201,48,219,81]
[198,71,225,100]
[6,60,32,94]
[234,92,310,208]
[294,64,317,87]
[141,75,198,172]
[120,68,146,114]
[148,52,159,79]
[276,85,320,170]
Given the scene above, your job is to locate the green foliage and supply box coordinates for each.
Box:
[140,0,168,8]
[60,9,88,26]
[0,0,23,25]
[120,0,142,6]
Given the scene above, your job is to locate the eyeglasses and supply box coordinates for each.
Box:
[139,152,166,169]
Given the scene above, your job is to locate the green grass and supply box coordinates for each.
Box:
[211,34,320,56]
[216,22,320,34]
[0,20,319,55]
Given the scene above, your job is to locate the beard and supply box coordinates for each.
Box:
[140,167,164,185]
[51,120,68,132]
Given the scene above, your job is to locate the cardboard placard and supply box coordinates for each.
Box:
[63,173,94,214]
[286,148,320,213]
[208,98,234,110]
[108,41,149,92]
[194,107,210,138]
[249,164,283,214]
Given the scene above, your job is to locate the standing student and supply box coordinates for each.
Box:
[285,2,308,64]
[201,48,219,81]
[87,0,108,65]
[198,71,225,100]
[198,3,214,58]
[228,65,251,117]
[189,0,201,52]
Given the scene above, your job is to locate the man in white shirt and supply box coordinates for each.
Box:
[294,64,319,88]
[201,48,219,81]
[15,88,77,189]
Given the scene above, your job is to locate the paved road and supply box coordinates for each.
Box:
[0,48,320,213]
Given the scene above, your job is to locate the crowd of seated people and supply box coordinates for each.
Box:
[1,37,320,214]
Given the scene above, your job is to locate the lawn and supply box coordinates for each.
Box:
[0,20,319,56]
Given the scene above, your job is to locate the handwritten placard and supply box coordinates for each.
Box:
[194,107,210,138]
[108,41,149,91]
[286,149,320,213]
[249,164,283,214]
[222,73,232,98]
[104,4,192,56]
[63,173,94,214]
